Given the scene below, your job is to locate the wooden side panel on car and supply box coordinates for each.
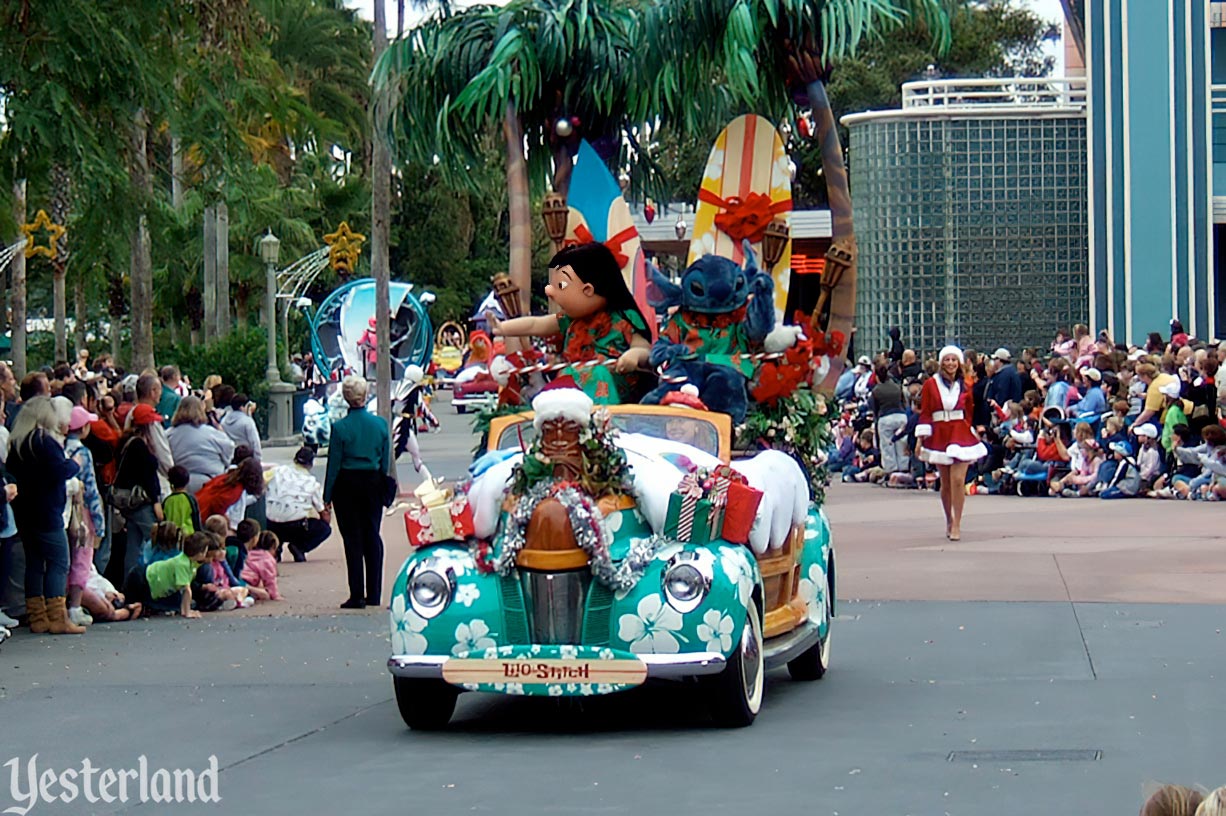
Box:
[758,525,807,639]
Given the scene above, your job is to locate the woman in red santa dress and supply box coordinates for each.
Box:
[915,345,987,541]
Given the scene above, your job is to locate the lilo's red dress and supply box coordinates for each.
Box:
[916,375,988,465]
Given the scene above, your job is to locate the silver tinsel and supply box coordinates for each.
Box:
[481,479,656,592]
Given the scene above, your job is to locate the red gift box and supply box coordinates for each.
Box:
[721,481,763,545]
[404,507,437,547]
[449,494,475,538]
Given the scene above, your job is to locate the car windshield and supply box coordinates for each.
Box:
[493,413,722,457]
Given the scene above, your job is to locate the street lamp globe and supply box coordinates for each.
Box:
[259,230,281,266]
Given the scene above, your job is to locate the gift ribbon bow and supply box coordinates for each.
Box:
[698,190,792,244]
[565,224,636,269]
[677,472,704,500]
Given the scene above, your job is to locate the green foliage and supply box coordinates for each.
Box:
[376,0,643,195]
[737,387,835,503]
[169,327,279,405]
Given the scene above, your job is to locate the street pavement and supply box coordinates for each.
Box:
[2,391,1224,815]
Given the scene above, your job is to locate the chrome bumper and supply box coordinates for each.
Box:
[387,651,726,680]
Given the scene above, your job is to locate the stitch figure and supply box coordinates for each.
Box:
[644,239,774,420]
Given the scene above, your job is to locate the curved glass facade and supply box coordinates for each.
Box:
[846,112,1088,356]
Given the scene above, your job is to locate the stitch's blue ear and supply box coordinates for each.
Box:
[646,261,682,313]
[741,239,760,276]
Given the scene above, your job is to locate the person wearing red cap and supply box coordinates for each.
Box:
[108,403,166,585]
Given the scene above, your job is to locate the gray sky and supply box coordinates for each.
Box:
[345,0,1067,73]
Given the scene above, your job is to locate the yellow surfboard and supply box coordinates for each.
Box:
[689,114,793,321]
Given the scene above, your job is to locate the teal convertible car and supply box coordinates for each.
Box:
[388,403,834,729]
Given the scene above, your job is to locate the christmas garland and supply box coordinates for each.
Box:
[474,479,656,592]
[509,407,632,498]
[737,386,834,503]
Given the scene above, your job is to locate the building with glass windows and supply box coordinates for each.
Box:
[843,80,1090,354]
[846,1,1226,355]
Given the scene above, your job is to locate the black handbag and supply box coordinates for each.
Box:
[110,440,152,512]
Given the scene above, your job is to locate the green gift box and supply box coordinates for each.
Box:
[664,493,713,544]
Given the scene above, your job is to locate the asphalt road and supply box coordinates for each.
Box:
[3,392,1223,815]
[3,602,1224,815]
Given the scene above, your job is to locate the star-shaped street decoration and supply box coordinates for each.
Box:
[324,221,365,275]
[21,209,66,260]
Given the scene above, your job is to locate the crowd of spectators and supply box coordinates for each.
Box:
[0,353,330,642]
[832,320,1226,501]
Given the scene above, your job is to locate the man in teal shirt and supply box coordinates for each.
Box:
[323,376,391,609]
[157,366,183,428]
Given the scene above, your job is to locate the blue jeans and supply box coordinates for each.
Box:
[23,527,71,598]
[124,505,157,576]
[1,535,25,617]
[93,507,114,574]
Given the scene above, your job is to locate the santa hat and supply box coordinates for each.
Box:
[532,377,593,429]
[938,345,964,364]
[660,384,708,411]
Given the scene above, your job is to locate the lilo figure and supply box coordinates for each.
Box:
[489,243,652,404]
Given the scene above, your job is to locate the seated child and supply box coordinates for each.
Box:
[163,466,202,535]
[144,520,183,567]
[1099,415,1127,449]
[224,518,259,577]
[192,540,252,611]
[1098,441,1142,498]
[81,563,143,622]
[122,531,212,619]
[240,531,282,601]
[1051,427,1102,497]
[841,429,880,483]
[1133,424,1163,493]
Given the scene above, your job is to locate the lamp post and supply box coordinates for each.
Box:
[260,231,282,384]
[260,230,294,442]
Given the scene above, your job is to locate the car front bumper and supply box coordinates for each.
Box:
[388,651,726,681]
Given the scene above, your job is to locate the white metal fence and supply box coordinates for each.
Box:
[901,77,1088,111]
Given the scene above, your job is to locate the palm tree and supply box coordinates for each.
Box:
[643,0,952,387]
[49,162,73,362]
[374,0,641,298]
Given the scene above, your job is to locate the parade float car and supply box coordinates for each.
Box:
[297,278,434,384]
[450,367,500,414]
[388,390,835,730]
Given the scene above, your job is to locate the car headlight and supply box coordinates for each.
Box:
[662,551,711,614]
[408,563,455,619]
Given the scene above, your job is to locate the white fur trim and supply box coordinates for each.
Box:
[938,345,964,364]
[915,423,933,438]
[919,441,988,465]
[489,356,515,386]
[764,325,803,354]
[467,432,807,554]
[531,387,594,429]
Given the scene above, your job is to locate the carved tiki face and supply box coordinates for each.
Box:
[539,416,584,481]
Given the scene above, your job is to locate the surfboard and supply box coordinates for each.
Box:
[688,114,793,321]
[564,141,655,339]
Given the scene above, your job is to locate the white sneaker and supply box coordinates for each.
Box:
[0,610,18,628]
[0,626,10,644]
[68,606,94,626]
[220,599,238,611]
[241,596,256,608]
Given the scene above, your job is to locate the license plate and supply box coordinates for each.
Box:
[442,658,646,691]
